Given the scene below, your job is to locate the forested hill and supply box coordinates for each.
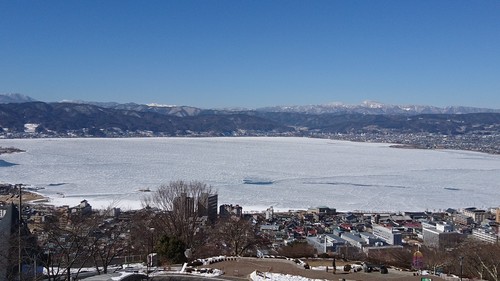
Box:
[0,102,289,136]
[0,102,499,138]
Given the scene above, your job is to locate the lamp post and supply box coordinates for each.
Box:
[147,227,155,277]
[459,256,464,281]
[150,227,155,265]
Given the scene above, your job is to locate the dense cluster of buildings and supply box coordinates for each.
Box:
[319,131,500,155]
[0,184,499,279]
[254,205,499,259]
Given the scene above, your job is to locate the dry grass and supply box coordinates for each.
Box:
[205,257,448,281]
[0,191,45,204]
[303,259,352,267]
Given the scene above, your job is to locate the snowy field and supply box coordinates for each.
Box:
[0,137,498,212]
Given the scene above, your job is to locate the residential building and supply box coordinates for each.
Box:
[71,199,92,216]
[472,228,499,244]
[372,224,402,245]
[198,193,218,223]
[265,206,274,221]
[463,207,487,224]
[306,234,347,254]
[422,222,462,248]
[454,213,474,226]
[174,193,194,218]
[260,224,280,232]
[219,204,242,218]
[307,206,336,215]
[341,232,366,249]
[359,232,384,246]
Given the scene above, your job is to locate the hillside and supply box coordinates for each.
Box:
[0,101,499,153]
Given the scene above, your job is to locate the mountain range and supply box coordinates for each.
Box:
[0,94,499,143]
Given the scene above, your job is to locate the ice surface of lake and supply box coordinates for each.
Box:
[0,137,498,212]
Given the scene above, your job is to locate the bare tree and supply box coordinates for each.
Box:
[211,217,259,256]
[40,213,99,281]
[366,247,413,269]
[456,239,500,281]
[89,211,127,275]
[142,180,215,249]
[420,245,452,274]
[0,226,21,280]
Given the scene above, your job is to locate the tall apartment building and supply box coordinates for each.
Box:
[174,192,218,223]
[265,206,274,221]
[197,193,218,223]
[174,193,195,218]
[496,208,500,224]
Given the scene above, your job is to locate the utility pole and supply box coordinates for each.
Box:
[17,184,22,281]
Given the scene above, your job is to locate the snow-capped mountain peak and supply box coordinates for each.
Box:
[0,93,37,103]
[257,101,500,115]
[361,100,385,109]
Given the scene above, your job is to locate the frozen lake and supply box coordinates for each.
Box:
[0,137,499,212]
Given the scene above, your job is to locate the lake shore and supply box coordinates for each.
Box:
[0,189,47,204]
[0,146,25,155]
[0,137,498,212]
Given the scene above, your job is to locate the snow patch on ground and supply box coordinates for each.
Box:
[251,271,326,281]
[24,123,39,133]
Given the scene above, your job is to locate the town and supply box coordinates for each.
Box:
[0,182,499,281]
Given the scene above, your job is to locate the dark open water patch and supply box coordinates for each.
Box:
[0,160,17,167]
[47,183,67,187]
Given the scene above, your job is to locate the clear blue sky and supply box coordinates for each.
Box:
[1,1,499,109]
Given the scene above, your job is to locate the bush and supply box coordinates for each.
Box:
[156,235,187,264]
[343,264,351,272]
[318,253,330,259]
[278,241,315,258]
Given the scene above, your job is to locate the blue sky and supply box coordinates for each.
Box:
[1,1,499,109]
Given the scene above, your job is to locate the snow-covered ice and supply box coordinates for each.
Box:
[0,137,498,212]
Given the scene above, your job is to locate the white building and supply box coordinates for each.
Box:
[472,228,499,244]
[265,206,274,221]
[372,224,402,245]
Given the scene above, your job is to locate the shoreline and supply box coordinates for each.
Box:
[0,190,47,205]
[1,136,499,155]
[0,137,498,212]
[0,146,25,155]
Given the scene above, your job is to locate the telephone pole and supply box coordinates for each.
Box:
[17,184,22,281]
